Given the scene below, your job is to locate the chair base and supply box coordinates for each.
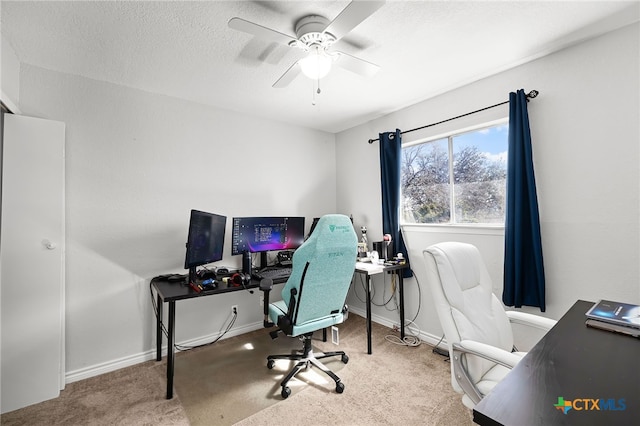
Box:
[267,332,349,399]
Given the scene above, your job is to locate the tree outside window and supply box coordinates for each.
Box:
[401,124,508,224]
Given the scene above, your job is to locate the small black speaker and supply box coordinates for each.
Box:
[373,241,394,260]
[242,251,252,275]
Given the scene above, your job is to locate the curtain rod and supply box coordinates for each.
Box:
[368,89,539,144]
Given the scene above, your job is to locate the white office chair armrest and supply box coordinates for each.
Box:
[450,340,523,405]
[505,310,557,331]
[455,340,522,369]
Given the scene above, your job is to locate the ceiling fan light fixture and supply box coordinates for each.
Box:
[299,46,332,80]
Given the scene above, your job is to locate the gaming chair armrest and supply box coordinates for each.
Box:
[259,278,274,328]
[505,310,557,332]
[273,287,297,336]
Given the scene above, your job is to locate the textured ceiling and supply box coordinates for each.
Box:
[2,1,638,133]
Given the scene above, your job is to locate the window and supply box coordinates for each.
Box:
[401,123,508,225]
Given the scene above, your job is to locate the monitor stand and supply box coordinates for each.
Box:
[188,266,197,284]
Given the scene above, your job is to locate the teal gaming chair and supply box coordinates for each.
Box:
[259,214,358,399]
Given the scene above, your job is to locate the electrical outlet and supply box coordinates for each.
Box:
[231,305,238,315]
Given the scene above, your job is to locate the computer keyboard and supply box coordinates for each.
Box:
[253,267,292,284]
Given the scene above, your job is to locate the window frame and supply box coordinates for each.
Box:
[400,118,509,228]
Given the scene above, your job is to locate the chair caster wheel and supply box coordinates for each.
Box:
[341,354,349,364]
[336,381,345,394]
[281,386,291,399]
[267,359,275,369]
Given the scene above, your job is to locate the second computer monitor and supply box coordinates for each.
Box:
[184,209,226,283]
[231,216,305,256]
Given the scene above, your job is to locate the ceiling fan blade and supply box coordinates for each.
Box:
[228,17,297,46]
[273,62,302,88]
[322,1,385,41]
[334,51,380,77]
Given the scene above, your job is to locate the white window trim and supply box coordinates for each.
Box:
[402,223,505,236]
[402,117,508,148]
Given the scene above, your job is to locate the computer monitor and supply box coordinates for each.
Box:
[184,209,226,283]
[231,216,305,268]
[308,217,321,239]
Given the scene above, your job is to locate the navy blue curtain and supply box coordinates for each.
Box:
[379,129,413,278]
[503,89,545,311]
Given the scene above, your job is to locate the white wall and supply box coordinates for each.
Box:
[0,32,23,411]
[337,23,640,345]
[1,34,21,113]
[18,65,337,380]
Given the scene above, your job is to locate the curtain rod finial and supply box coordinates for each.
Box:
[527,90,539,98]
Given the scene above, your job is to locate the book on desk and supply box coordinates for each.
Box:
[585,299,640,337]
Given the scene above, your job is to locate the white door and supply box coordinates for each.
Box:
[1,114,65,413]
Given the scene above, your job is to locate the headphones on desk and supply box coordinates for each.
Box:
[230,272,251,287]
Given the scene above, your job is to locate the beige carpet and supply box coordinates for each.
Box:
[235,314,473,426]
[1,314,473,426]
[171,325,345,425]
[0,360,187,426]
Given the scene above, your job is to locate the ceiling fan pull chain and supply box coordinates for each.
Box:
[312,77,323,106]
[312,80,317,106]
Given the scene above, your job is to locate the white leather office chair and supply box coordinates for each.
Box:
[423,242,556,409]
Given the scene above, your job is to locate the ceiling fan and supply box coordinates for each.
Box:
[228,1,385,88]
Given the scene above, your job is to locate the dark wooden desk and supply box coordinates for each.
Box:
[473,300,640,426]
[354,262,409,354]
[151,277,262,399]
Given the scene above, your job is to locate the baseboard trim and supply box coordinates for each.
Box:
[66,311,448,384]
[65,321,263,384]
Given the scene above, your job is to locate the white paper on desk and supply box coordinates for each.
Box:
[355,262,384,274]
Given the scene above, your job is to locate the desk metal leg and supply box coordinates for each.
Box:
[366,275,372,355]
[166,301,175,399]
[398,272,405,340]
[156,293,162,362]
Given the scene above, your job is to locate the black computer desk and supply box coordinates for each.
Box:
[152,262,409,399]
[473,299,640,425]
[151,276,265,399]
